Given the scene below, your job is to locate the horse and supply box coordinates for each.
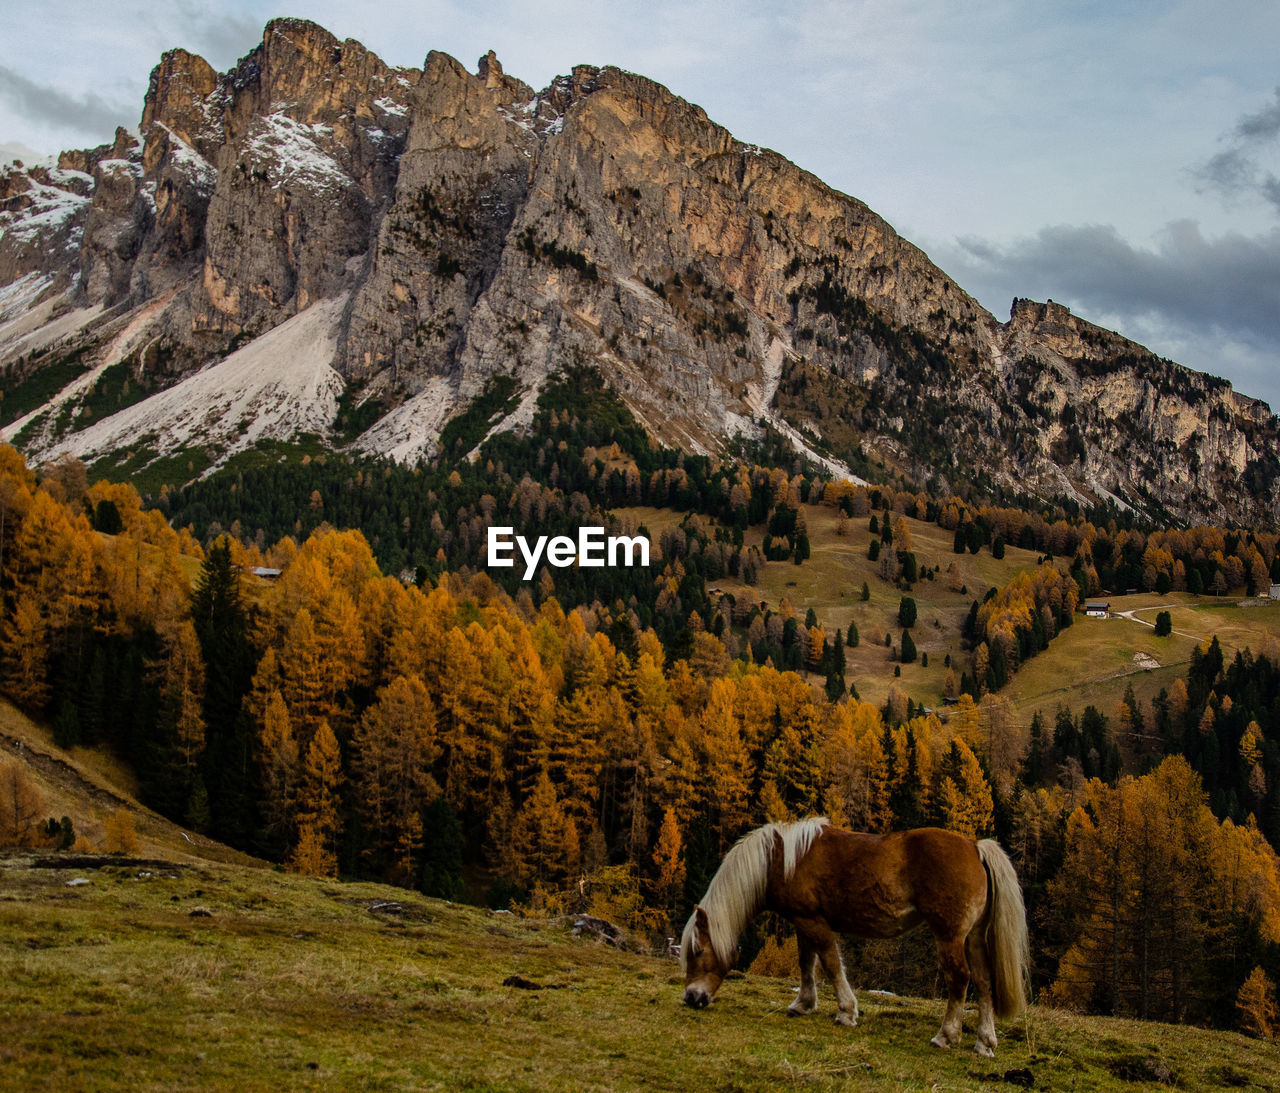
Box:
[680,818,1030,1057]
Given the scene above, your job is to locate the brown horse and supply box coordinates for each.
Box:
[680,818,1029,1057]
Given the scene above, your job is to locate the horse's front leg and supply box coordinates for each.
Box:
[808,927,858,1027]
[787,934,820,1016]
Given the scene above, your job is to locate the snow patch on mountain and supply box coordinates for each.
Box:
[0,180,90,248]
[244,114,353,193]
[45,294,348,466]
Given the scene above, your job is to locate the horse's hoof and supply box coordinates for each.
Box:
[786,1006,811,1018]
[834,1013,858,1028]
[974,1041,996,1059]
[930,1034,953,1050]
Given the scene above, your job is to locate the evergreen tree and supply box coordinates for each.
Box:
[421,795,466,900]
[897,596,917,628]
[191,539,256,842]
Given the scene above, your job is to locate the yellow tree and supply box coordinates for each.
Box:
[1237,967,1277,1040]
[512,768,579,888]
[821,700,891,831]
[102,809,141,854]
[289,722,344,878]
[699,678,752,845]
[936,738,994,837]
[277,607,333,743]
[651,806,686,915]
[351,674,439,881]
[159,619,206,776]
[1,593,50,711]
[0,758,47,847]
[257,689,300,850]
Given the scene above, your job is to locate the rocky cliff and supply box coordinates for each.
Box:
[1,18,1277,525]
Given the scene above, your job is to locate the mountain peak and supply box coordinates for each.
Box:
[1,20,1277,524]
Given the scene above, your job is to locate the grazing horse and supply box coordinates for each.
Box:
[680,818,1029,1057]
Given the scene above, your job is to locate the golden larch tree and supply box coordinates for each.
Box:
[289,721,344,878]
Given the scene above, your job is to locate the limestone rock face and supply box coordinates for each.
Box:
[1,19,1277,525]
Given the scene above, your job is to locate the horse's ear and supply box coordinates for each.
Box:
[694,904,710,934]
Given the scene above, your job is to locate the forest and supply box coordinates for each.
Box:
[1,367,1280,1038]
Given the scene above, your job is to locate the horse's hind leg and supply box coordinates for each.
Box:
[929,934,969,1049]
[787,934,820,1016]
[965,929,997,1057]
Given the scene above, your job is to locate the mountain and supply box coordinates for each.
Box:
[1,18,1277,524]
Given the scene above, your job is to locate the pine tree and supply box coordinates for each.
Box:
[190,538,255,840]
[1237,966,1277,1040]
[351,674,439,879]
[900,629,917,664]
[0,758,47,847]
[1,593,50,712]
[512,768,578,888]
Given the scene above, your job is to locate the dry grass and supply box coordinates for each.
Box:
[0,697,258,866]
[626,505,1280,718]
[1,853,1277,1092]
[626,504,1045,708]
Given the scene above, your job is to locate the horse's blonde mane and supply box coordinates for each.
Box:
[680,818,828,972]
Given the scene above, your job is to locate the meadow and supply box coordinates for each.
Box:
[3,848,1279,1092]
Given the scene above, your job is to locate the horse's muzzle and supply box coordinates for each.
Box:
[683,986,711,1009]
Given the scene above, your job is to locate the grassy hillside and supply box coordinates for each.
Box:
[3,850,1279,1092]
[627,503,1045,709]
[0,698,258,867]
[629,503,1280,719]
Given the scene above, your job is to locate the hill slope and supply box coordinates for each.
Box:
[3,850,1278,1092]
[0,19,1277,523]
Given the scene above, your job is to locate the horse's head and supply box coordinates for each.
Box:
[680,905,733,1009]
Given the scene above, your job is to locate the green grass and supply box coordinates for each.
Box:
[624,505,1280,718]
[1,852,1276,1091]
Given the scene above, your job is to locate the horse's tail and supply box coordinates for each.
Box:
[977,839,1031,1019]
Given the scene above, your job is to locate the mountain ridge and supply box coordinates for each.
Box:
[1,17,1276,524]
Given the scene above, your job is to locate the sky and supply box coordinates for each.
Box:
[3,0,1279,410]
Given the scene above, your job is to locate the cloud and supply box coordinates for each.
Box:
[939,221,1280,411]
[153,3,263,69]
[1195,86,1280,216]
[1235,86,1280,141]
[0,65,133,139]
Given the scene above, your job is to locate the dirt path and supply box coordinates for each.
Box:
[1114,605,1204,642]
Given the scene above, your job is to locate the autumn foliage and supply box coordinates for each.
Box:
[1,442,1279,1035]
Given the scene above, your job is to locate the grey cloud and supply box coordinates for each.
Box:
[1236,86,1280,142]
[0,65,133,138]
[1196,86,1280,215]
[159,3,262,68]
[1199,147,1253,191]
[1262,174,1280,215]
